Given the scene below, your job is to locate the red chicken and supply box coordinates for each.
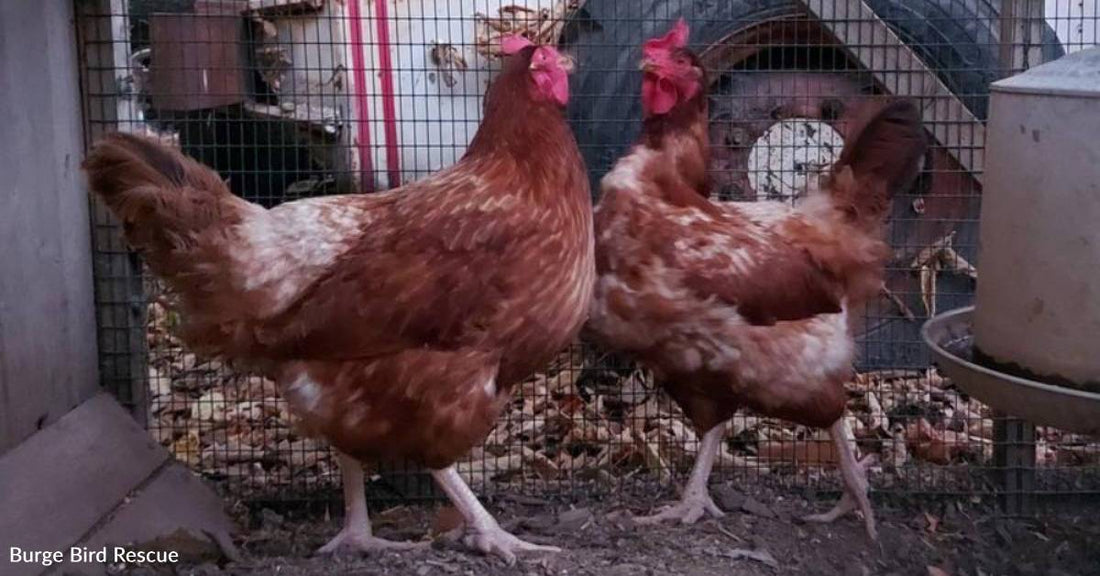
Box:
[83,36,593,562]
[587,20,927,539]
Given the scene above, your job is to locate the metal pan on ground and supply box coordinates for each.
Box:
[922,306,1100,436]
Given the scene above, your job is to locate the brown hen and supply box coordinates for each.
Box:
[587,20,927,539]
[83,36,593,562]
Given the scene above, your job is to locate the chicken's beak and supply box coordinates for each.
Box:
[640,59,659,74]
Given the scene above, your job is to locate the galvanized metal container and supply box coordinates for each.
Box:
[973,46,1100,390]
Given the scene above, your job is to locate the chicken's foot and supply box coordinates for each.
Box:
[802,418,878,540]
[317,453,428,555]
[431,465,560,564]
[635,422,726,525]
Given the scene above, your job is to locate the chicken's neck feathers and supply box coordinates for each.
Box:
[636,95,711,199]
[466,69,574,165]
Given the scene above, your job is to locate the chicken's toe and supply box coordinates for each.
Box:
[801,492,858,525]
[463,527,561,565]
[317,528,427,556]
[802,419,878,540]
[634,492,725,525]
[801,493,878,540]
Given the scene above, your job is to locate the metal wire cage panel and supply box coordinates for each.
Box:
[76,0,1100,507]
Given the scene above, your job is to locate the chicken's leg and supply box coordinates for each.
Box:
[431,466,560,564]
[318,453,427,554]
[802,418,878,540]
[635,422,726,525]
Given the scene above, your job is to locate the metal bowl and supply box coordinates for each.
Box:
[922,306,1100,435]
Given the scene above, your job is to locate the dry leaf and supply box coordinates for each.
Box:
[194,390,227,422]
[170,430,201,467]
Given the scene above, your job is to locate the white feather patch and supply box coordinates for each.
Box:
[601,146,656,192]
[233,197,374,314]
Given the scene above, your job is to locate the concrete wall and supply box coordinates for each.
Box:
[0,1,100,455]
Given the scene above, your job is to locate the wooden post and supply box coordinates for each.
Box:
[75,0,150,426]
[0,1,103,454]
[992,413,1037,515]
[1000,0,1048,75]
[994,1,1044,517]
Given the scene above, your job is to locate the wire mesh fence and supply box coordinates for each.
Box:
[77,0,1100,508]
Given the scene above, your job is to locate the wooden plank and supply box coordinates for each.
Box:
[0,0,101,454]
[56,464,237,575]
[1000,0,1048,73]
[798,0,986,183]
[1000,0,1018,71]
[1020,0,1047,67]
[0,394,168,575]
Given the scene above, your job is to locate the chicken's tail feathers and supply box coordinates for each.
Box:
[82,132,247,254]
[796,100,924,307]
[826,99,927,228]
[83,131,233,202]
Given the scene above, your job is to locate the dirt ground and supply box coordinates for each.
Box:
[123,482,1099,576]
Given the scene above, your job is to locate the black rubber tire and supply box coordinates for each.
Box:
[562,0,1064,188]
[561,1,1063,369]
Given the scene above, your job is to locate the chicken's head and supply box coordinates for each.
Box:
[502,35,575,107]
[640,19,705,117]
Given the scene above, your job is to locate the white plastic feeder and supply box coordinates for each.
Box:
[923,46,1100,435]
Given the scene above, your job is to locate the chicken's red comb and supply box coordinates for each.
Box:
[501,34,535,55]
[643,18,690,53]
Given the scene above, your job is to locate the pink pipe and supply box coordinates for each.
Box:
[373,0,402,188]
[346,0,375,191]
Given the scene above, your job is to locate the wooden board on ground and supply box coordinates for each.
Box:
[0,394,236,576]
